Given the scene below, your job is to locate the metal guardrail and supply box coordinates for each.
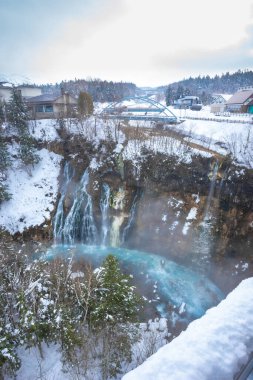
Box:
[180,115,253,124]
[234,352,253,380]
[102,114,178,124]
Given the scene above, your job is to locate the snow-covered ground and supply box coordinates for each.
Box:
[171,105,253,123]
[122,136,211,179]
[123,277,253,380]
[8,319,170,380]
[177,118,253,167]
[96,101,253,168]
[29,119,60,141]
[0,146,62,233]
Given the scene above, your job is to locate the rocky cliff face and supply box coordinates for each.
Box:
[8,131,253,293]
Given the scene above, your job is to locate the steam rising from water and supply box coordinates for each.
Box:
[45,245,223,318]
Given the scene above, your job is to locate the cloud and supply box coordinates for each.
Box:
[154,24,253,75]
[1,0,253,85]
[0,0,103,80]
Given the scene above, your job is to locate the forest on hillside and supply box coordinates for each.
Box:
[39,79,137,102]
[163,70,253,105]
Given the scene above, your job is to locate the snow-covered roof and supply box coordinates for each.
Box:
[212,93,232,102]
[226,90,253,104]
[0,82,12,88]
[26,94,61,103]
[181,96,199,100]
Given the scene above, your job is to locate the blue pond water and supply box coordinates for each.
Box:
[44,244,224,319]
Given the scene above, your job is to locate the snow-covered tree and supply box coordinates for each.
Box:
[6,88,40,171]
[91,255,141,325]
[0,101,5,126]
[18,134,39,169]
[0,132,11,202]
[0,252,144,379]
[6,88,29,135]
[89,255,142,379]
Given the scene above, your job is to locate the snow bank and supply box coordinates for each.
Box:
[123,136,211,165]
[0,147,62,233]
[177,118,253,167]
[171,105,253,123]
[10,343,67,380]
[123,277,253,380]
[29,119,60,141]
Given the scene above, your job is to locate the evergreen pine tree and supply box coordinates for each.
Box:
[6,88,40,170]
[0,101,5,126]
[0,133,11,202]
[165,86,174,105]
[18,134,40,168]
[91,254,141,324]
[6,88,29,135]
[90,255,142,378]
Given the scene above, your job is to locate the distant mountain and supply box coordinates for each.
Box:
[161,70,253,105]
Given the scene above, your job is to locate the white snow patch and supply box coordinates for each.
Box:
[178,302,186,315]
[182,222,191,235]
[174,117,253,168]
[182,207,197,235]
[192,194,200,204]
[70,271,85,279]
[161,214,167,222]
[169,221,179,231]
[90,157,101,170]
[0,147,62,233]
[123,136,211,167]
[186,207,198,220]
[123,278,253,380]
[114,142,124,153]
[8,344,67,380]
[29,119,60,141]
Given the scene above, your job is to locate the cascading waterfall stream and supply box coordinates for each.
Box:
[121,191,139,244]
[100,183,110,245]
[192,162,219,270]
[53,167,132,247]
[203,162,219,221]
[53,162,74,242]
[54,168,98,245]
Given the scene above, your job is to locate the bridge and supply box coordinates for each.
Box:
[100,96,178,124]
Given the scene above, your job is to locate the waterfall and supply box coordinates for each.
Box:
[121,191,139,244]
[54,165,140,247]
[53,162,74,242]
[203,162,219,221]
[100,183,110,245]
[60,169,97,245]
[110,215,125,247]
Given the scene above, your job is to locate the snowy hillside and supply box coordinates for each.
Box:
[0,147,62,233]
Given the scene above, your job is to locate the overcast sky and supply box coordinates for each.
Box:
[1,0,253,86]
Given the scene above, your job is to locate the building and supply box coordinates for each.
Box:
[17,85,42,99]
[210,94,232,114]
[26,93,78,119]
[226,88,253,113]
[0,82,42,103]
[0,82,13,102]
[174,96,202,110]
